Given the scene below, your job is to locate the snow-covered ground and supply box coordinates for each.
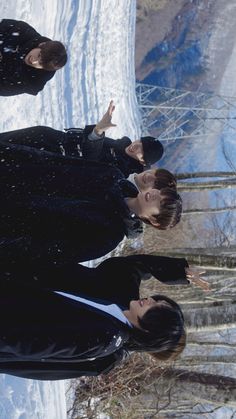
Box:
[0,0,140,138]
[0,1,139,418]
[0,376,66,419]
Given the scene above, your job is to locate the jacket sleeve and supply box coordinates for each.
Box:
[81,125,106,160]
[26,70,55,96]
[0,84,34,97]
[113,254,190,285]
[0,126,66,153]
[0,126,86,155]
[26,254,189,290]
[0,349,127,381]
[0,82,50,97]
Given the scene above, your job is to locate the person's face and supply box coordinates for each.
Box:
[126,297,164,329]
[24,47,43,69]
[125,140,145,165]
[136,188,161,226]
[135,169,157,192]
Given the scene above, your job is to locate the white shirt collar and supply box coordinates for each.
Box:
[55,291,132,326]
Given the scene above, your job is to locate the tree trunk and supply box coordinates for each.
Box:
[176,171,236,180]
[183,206,236,214]
[178,177,236,191]
[151,368,236,407]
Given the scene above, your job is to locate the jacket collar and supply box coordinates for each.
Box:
[113,137,144,174]
[108,179,143,239]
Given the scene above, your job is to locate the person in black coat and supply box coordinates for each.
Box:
[0,124,173,191]
[0,253,205,381]
[0,101,163,178]
[0,19,67,96]
[79,100,164,178]
[0,138,182,266]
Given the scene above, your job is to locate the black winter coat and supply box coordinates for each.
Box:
[81,125,144,178]
[0,254,189,380]
[0,279,129,381]
[0,125,81,155]
[0,19,55,95]
[0,124,144,177]
[0,139,142,265]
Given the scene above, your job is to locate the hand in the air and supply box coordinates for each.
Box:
[185,267,210,291]
[94,100,117,135]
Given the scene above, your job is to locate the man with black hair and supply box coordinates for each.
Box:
[0,136,181,265]
[0,253,208,380]
[0,19,67,96]
[74,100,164,177]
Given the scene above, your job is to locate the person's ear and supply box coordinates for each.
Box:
[139,216,160,228]
[149,218,161,228]
[139,157,146,165]
[136,153,145,165]
[38,42,46,47]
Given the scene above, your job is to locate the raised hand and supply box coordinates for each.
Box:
[185,267,210,291]
[94,100,117,135]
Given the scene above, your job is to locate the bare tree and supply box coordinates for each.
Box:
[183,206,236,214]
[176,171,236,180]
[178,177,236,191]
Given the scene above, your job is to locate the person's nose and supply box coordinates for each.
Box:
[148,189,157,200]
[153,189,161,200]
[145,297,153,306]
[148,297,157,307]
[147,175,155,184]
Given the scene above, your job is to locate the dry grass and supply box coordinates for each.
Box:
[137,0,169,21]
[67,352,176,418]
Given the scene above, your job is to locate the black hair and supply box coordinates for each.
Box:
[154,168,177,190]
[125,294,185,354]
[141,137,164,165]
[140,187,182,230]
[40,41,67,71]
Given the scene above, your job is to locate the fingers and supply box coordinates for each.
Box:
[198,281,210,292]
[185,267,210,291]
[108,100,115,116]
[100,101,116,129]
[186,273,205,279]
[189,276,210,291]
[186,267,206,276]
